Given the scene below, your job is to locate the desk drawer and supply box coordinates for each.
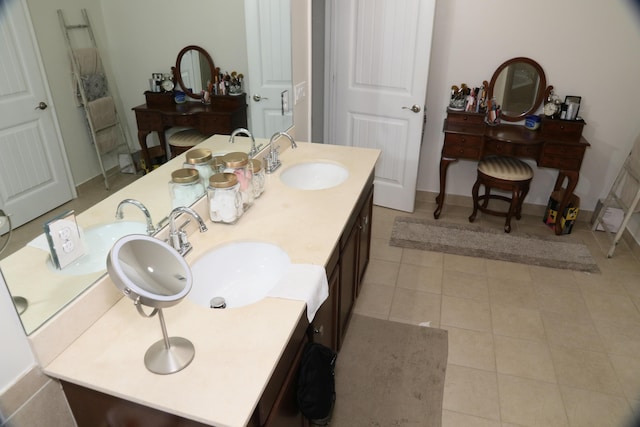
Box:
[446,111,485,125]
[168,115,199,127]
[539,143,585,170]
[135,112,162,130]
[199,114,233,134]
[542,119,585,140]
[442,134,483,159]
[484,140,516,156]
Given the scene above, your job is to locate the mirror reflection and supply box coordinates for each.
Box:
[175,46,215,100]
[488,57,548,122]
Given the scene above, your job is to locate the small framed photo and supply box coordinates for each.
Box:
[564,95,581,120]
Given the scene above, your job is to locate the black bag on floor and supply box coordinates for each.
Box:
[296,342,337,425]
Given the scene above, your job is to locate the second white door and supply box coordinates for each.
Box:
[328,0,436,212]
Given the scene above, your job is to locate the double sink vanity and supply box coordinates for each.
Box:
[30,135,380,426]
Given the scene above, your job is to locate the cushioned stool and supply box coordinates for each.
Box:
[168,129,208,158]
[469,156,533,233]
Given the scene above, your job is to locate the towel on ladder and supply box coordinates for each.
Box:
[72,47,105,104]
[86,97,119,154]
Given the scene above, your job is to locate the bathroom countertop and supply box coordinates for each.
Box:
[42,139,381,427]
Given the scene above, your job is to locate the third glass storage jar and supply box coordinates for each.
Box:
[207,173,242,224]
[169,168,205,209]
[222,151,254,210]
[184,148,214,187]
[249,158,265,198]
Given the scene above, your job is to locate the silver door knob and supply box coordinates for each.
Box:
[34,101,48,110]
[252,94,269,102]
[402,104,421,113]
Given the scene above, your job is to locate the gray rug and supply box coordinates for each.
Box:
[390,217,600,273]
[331,315,448,427]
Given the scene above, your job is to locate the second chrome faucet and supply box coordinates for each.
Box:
[168,206,208,256]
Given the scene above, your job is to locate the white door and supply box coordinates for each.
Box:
[244,0,294,138]
[0,0,74,228]
[328,0,435,212]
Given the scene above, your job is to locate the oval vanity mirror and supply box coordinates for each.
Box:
[488,57,550,122]
[174,45,215,100]
[107,234,194,374]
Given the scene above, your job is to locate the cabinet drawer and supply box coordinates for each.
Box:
[512,144,541,159]
[542,118,585,140]
[135,112,163,130]
[169,115,199,127]
[542,143,585,159]
[539,155,583,171]
[446,111,485,125]
[442,133,483,159]
[484,140,515,156]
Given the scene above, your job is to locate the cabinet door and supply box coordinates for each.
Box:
[312,263,339,352]
[356,189,373,297]
[338,222,358,349]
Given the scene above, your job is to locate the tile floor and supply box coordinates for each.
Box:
[356,198,640,427]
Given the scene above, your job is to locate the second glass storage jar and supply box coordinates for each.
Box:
[169,168,205,209]
[222,151,254,210]
[207,173,242,224]
[184,148,214,187]
[249,158,265,198]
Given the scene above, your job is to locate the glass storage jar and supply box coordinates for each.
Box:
[184,148,214,187]
[207,173,242,224]
[222,151,254,210]
[249,158,265,198]
[169,168,205,209]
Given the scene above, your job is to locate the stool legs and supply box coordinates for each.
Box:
[469,176,481,223]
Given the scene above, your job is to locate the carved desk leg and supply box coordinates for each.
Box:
[137,130,152,171]
[552,170,579,235]
[434,157,458,219]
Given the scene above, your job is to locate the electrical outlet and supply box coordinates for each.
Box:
[281,90,289,115]
[294,82,307,105]
[44,211,85,269]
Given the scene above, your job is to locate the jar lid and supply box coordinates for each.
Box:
[249,159,262,173]
[222,151,248,168]
[209,172,238,188]
[185,148,213,164]
[171,168,200,183]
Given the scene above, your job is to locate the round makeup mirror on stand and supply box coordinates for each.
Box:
[107,234,194,375]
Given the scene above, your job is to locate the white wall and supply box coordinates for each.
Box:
[419,0,640,233]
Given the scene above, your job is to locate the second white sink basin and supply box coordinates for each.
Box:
[280,161,349,190]
[189,241,291,309]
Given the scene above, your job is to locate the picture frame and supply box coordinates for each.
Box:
[564,95,581,120]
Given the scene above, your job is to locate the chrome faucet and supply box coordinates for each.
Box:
[264,132,297,174]
[115,199,156,235]
[168,206,208,256]
[229,128,262,158]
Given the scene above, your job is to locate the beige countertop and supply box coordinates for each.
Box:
[42,139,380,427]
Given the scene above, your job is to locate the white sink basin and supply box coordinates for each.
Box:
[189,241,290,309]
[280,161,349,190]
[49,221,148,275]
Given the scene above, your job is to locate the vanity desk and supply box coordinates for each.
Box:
[436,57,590,234]
[132,95,247,167]
[435,109,589,234]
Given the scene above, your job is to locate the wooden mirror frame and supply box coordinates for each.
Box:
[487,57,552,122]
[173,45,216,100]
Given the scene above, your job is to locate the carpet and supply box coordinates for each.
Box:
[330,314,448,427]
[390,217,600,273]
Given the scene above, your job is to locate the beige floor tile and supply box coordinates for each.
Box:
[609,354,640,401]
[488,277,539,310]
[353,283,394,320]
[491,305,546,341]
[617,271,640,297]
[581,291,640,324]
[533,282,591,323]
[443,364,500,421]
[442,270,489,302]
[595,317,640,358]
[485,259,532,281]
[445,326,496,372]
[360,259,399,287]
[370,237,403,263]
[529,265,578,288]
[401,248,444,268]
[494,335,556,383]
[441,410,501,427]
[441,295,491,332]
[498,374,569,427]
[560,386,632,427]
[541,311,604,352]
[388,288,441,327]
[549,345,622,395]
[444,253,487,275]
[574,271,630,295]
[396,263,442,294]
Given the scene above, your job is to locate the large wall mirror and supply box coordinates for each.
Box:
[488,57,551,122]
[1,0,293,335]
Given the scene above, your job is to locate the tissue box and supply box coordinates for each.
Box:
[543,190,580,234]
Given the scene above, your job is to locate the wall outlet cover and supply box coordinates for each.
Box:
[44,210,86,269]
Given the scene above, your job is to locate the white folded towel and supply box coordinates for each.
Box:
[268,264,329,322]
